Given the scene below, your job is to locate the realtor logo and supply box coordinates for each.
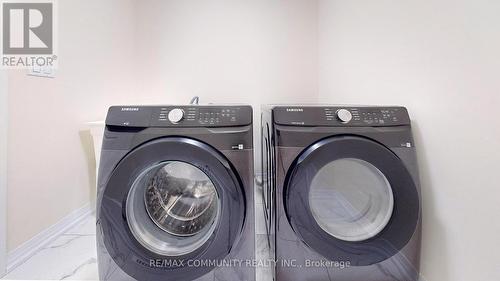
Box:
[1,0,57,68]
[3,2,53,54]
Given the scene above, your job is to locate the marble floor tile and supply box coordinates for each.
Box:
[256,235,273,281]
[254,180,264,205]
[3,215,98,280]
[4,235,98,280]
[3,180,272,281]
[255,203,268,235]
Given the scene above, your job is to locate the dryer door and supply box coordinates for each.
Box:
[285,135,419,266]
[98,137,245,281]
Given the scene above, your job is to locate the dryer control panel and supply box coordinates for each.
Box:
[106,105,252,127]
[273,106,410,127]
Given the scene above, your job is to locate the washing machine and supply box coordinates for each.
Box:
[261,105,421,281]
[97,105,255,281]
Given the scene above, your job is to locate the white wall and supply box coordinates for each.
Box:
[134,0,319,171]
[6,0,138,251]
[0,70,7,276]
[6,0,318,251]
[318,1,500,280]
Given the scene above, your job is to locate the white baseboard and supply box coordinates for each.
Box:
[6,203,93,274]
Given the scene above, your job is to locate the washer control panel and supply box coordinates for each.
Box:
[106,105,252,127]
[274,106,410,127]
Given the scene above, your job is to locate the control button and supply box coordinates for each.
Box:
[168,108,184,123]
[336,109,353,123]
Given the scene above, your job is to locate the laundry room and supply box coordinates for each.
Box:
[0,0,499,281]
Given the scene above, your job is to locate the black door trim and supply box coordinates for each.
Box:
[99,137,246,281]
[284,135,420,266]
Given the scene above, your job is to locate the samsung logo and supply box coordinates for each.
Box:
[286,108,303,112]
[121,107,139,112]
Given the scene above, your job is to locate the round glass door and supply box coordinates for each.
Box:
[309,158,394,242]
[284,136,420,265]
[126,161,220,256]
[99,137,246,280]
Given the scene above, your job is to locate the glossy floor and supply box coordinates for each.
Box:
[2,185,272,280]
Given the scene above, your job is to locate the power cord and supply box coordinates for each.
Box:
[190,96,200,105]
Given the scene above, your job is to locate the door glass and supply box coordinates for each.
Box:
[308,158,394,242]
[126,161,220,256]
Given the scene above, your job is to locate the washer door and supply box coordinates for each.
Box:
[99,137,245,281]
[285,135,419,266]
